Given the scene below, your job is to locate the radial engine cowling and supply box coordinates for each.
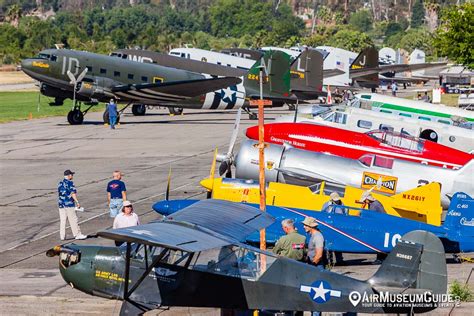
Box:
[76,80,113,100]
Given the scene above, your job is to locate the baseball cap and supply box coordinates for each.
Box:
[64,169,75,176]
[329,192,341,201]
[302,217,318,228]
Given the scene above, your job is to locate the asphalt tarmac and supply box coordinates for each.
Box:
[0,107,472,315]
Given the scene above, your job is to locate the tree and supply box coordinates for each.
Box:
[349,9,373,33]
[411,0,425,28]
[6,4,22,28]
[332,28,374,52]
[433,3,474,68]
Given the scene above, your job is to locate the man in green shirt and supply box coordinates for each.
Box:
[272,219,306,261]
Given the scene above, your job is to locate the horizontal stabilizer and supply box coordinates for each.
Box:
[112,77,241,98]
[323,68,345,78]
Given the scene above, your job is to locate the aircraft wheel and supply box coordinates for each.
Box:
[169,107,183,115]
[103,110,120,124]
[67,110,84,125]
[132,104,146,116]
[249,112,258,120]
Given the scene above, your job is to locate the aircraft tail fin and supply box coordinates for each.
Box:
[443,192,474,236]
[244,50,291,101]
[350,47,379,88]
[368,230,447,295]
[289,48,324,99]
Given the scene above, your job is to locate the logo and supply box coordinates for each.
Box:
[219,86,237,105]
[32,61,49,68]
[300,280,341,303]
[110,183,119,190]
[154,267,177,277]
[266,160,275,170]
[460,217,474,226]
[361,172,398,194]
[349,291,361,306]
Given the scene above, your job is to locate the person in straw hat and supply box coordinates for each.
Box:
[360,191,385,213]
[322,191,346,214]
[302,217,326,269]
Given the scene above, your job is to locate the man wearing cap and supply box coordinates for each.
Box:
[302,217,326,268]
[107,98,118,129]
[107,170,127,218]
[58,170,87,240]
[363,193,385,213]
[322,192,346,214]
[272,219,306,261]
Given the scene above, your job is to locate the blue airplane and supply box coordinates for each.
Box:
[152,192,474,254]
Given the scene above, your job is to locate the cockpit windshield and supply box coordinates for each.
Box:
[368,130,424,152]
[36,53,57,62]
[358,154,394,169]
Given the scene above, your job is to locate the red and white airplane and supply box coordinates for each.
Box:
[246,123,472,169]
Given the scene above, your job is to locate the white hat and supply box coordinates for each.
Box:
[123,200,132,207]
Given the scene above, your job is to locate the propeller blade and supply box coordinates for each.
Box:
[219,161,229,177]
[66,70,76,85]
[226,107,242,158]
[165,166,171,201]
[225,168,232,179]
[209,147,218,193]
[76,68,88,83]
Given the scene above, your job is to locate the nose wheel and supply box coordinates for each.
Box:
[67,109,84,125]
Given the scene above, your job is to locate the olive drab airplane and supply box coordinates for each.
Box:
[47,199,448,315]
[153,193,474,254]
[21,49,291,124]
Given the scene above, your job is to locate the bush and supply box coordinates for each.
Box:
[449,280,473,302]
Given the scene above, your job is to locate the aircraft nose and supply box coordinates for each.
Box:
[246,126,259,140]
[20,59,32,72]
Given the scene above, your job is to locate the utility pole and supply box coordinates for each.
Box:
[258,62,266,254]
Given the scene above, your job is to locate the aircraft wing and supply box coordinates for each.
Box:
[323,68,345,78]
[350,67,381,78]
[99,200,275,247]
[98,221,231,252]
[111,77,241,98]
[379,62,447,74]
[276,167,346,186]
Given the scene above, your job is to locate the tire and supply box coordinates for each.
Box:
[169,107,183,115]
[132,104,146,116]
[103,110,120,124]
[419,129,438,142]
[67,110,84,125]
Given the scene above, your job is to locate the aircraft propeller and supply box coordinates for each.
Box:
[216,107,242,178]
[66,68,88,108]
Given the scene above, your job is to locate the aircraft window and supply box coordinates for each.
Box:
[373,155,394,169]
[380,109,392,114]
[191,246,276,280]
[217,62,222,65]
[153,77,163,83]
[110,53,119,57]
[438,120,450,125]
[360,94,372,100]
[399,113,411,117]
[161,249,192,267]
[114,71,121,77]
[418,116,431,121]
[141,76,148,82]
[358,154,374,167]
[379,124,394,132]
[38,53,50,60]
[323,112,335,122]
[227,64,231,67]
[169,52,181,56]
[50,55,57,61]
[357,120,372,129]
[122,54,128,59]
[334,112,347,124]
[86,66,93,72]
[100,68,107,74]
[128,74,134,80]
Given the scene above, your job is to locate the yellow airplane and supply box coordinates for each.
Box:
[200,177,443,226]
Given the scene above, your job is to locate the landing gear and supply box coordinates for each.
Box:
[67,109,84,125]
[103,110,121,124]
[168,107,183,115]
[243,107,257,120]
[132,104,146,116]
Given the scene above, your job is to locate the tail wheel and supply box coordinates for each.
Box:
[419,129,438,142]
[132,104,146,116]
[67,110,84,125]
[169,107,183,115]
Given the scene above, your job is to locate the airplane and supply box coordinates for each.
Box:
[245,122,473,169]
[115,47,330,104]
[220,139,473,209]
[21,49,290,124]
[153,193,473,255]
[198,177,444,225]
[274,105,474,153]
[47,199,448,314]
[353,93,474,125]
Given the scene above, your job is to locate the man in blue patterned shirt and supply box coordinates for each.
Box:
[58,170,87,240]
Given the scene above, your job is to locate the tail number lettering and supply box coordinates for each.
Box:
[383,233,402,248]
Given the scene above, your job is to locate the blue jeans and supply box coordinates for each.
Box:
[109,198,123,217]
[109,115,117,129]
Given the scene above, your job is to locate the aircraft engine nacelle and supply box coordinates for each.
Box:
[234,140,285,183]
[76,80,114,100]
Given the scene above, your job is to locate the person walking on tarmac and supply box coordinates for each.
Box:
[107,170,127,218]
[58,170,87,241]
[272,219,306,261]
[302,217,326,269]
[107,98,118,129]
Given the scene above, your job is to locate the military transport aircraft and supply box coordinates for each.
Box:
[47,199,447,315]
[21,49,290,124]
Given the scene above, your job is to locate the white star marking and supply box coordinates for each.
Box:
[221,89,235,100]
[312,282,330,301]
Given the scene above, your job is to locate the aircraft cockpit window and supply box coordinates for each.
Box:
[358,154,374,167]
[122,54,128,59]
[50,55,57,62]
[334,112,347,124]
[37,53,50,60]
[191,246,276,280]
[373,155,394,169]
[357,120,372,129]
[323,112,335,122]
